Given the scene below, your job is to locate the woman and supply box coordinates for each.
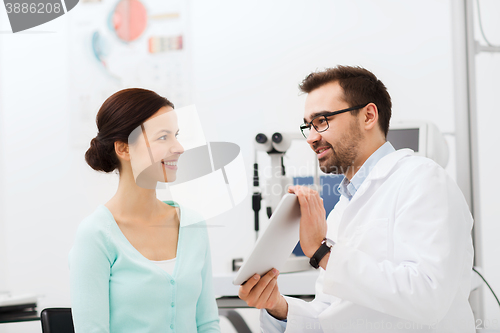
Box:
[69,88,220,333]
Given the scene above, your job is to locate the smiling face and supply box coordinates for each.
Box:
[128,106,184,189]
[304,81,365,175]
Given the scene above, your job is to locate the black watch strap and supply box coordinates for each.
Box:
[309,240,332,269]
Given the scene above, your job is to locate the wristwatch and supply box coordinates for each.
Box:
[309,238,335,269]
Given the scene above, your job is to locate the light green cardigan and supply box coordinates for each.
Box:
[69,202,220,333]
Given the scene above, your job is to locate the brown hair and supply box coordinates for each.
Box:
[299,65,392,137]
[85,88,174,173]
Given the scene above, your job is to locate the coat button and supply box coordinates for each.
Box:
[170,280,175,285]
[171,302,175,307]
[170,324,174,329]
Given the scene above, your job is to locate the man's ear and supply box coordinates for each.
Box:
[114,141,130,161]
[363,103,379,131]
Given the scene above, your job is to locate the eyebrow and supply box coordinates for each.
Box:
[154,129,179,136]
[303,111,332,123]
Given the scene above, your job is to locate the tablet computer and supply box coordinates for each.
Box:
[233,193,302,285]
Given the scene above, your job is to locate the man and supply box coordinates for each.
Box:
[238,66,475,332]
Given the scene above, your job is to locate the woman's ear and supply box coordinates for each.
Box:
[114,141,130,161]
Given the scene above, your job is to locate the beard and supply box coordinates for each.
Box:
[317,119,364,175]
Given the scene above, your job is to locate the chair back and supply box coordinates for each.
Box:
[40,308,75,333]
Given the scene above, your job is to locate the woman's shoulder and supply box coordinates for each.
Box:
[70,205,117,264]
[75,205,115,242]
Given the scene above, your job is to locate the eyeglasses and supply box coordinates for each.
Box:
[300,103,369,139]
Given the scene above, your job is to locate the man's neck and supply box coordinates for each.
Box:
[344,140,386,181]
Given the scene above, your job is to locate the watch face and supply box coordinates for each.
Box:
[324,238,335,248]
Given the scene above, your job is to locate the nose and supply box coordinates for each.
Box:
[171,138,184,155]
[306,128,321,146]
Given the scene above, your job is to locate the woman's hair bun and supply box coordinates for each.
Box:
[85,137,118,173]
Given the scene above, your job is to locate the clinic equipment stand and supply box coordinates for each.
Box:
[452,0,500,325]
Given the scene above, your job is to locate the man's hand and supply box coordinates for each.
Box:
[288,185,327,258]
[238,269,288,320]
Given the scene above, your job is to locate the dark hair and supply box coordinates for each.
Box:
[299,65,392,137]
[85,88,174,173]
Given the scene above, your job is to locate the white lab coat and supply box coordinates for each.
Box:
[261,149,475,332]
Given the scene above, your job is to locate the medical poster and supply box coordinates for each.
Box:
[68,0,192,147]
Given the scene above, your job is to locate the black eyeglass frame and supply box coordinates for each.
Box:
[300,103,370,138]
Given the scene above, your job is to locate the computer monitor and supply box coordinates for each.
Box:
[387,128,420,152]
[388,121,448,168]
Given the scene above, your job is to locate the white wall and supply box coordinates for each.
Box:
[1,1,498,332]
[0,12,6,294]
[473,0,500,327]
[0,9,119,333]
